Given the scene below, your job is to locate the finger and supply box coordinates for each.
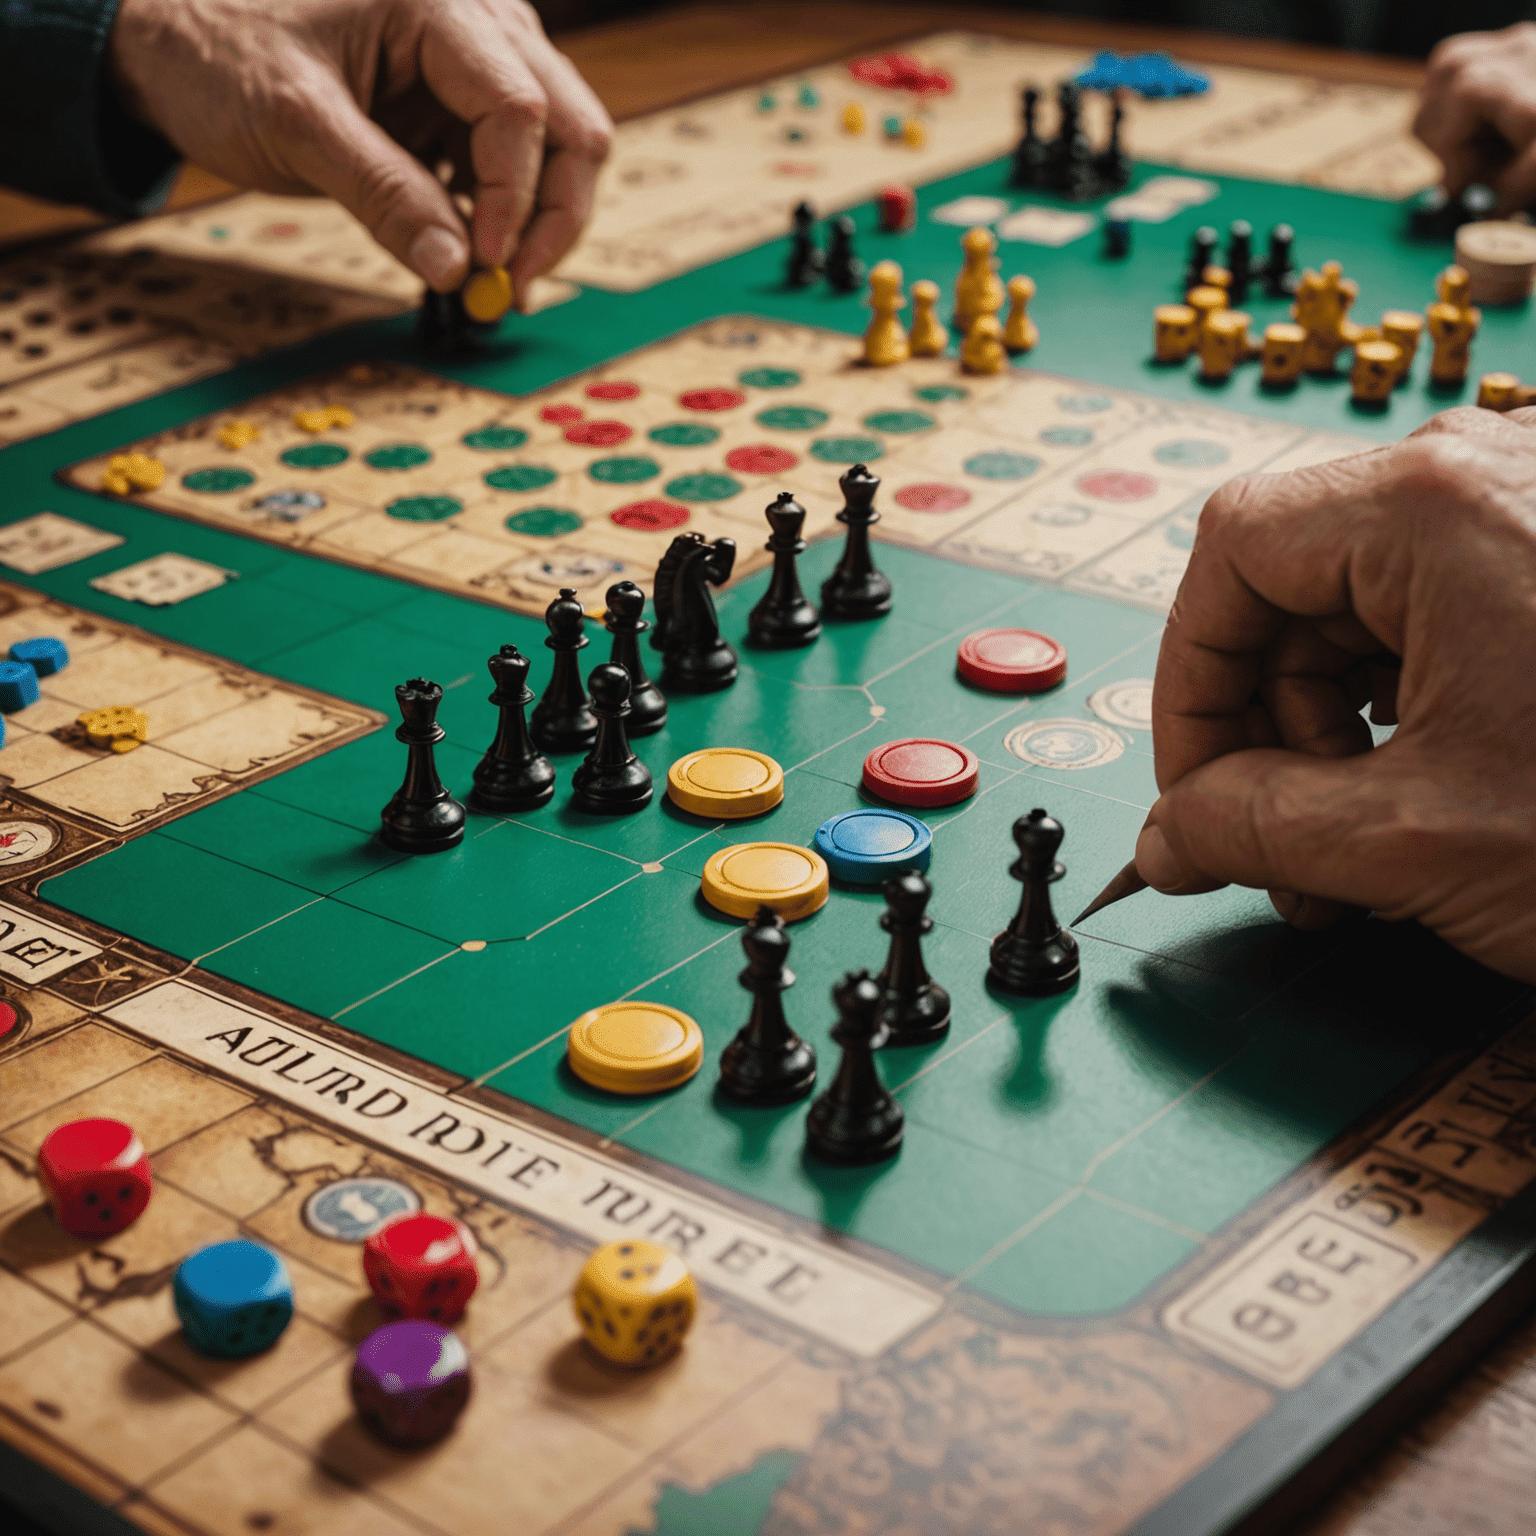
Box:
[280,62,469,290]
[1492,140,1536,214]
[506,144,601,307]
[1270,890,1363,929]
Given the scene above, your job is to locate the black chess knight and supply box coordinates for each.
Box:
[652,532,739,691]
[380,678,466,853]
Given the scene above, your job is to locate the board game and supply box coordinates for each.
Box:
[0,27,1533,1536]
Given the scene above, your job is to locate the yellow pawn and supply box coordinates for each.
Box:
[1003,275,1038,354]
[960,315,1007,375]
[841,102,865,134]
[1260,322,1306,387]
[908,280,949,356]
[1350,340,1403,405]
[1153,304,1199,363]
[862,260,910,367]
[953,227,1004,335]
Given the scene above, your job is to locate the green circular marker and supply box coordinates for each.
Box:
[862,410,935,434]
[914,385,968,403]
[649,422,719,447]
[810,435,884,464]
[386,495,460,522]
[281,443,349,469]
[506,507,583,536]
[182,467,254,494]
[485,464,558,492]
[963,451,1041,481]
[663,472,742,502]
[589,456,661,485]
[755,405,829,431]
[738,367,801,389]
[366,443,432,470]
[463,425,528,451]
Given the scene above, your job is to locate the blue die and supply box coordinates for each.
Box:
[0,660,39,713]
[10,637,68,678]
[174,1240,294,1358]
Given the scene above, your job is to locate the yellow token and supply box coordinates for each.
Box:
[463,266,514,324]
[841,102,865,134]
[667,748,783,819]
[78,706,149,749]
[700,842,829,922]
[324,405,355,429]
[902,118,926,149]
[293,407,333,434]
[567,1001,704,1094]
[100,469,131,496]
[218,419,261,450]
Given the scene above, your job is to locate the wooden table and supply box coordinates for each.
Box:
[0,6,1530,1532]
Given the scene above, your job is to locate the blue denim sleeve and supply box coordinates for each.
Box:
[0,0,179,215]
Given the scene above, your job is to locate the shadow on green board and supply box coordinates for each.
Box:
[630,1449,804,1536]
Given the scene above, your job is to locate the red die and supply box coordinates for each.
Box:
[38,1118,152,1239]
[363,1214,479,1323]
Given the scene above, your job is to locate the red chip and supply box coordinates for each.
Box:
[725,444,798,474]
[863,738,979,807]
[541,404,583,424]
[565,419,633,447]
[0,1001,18,1038]
[895,482,971,513]
[956,629,1067,693]
[1077,469,1157,502]
[611,499,690,531]
[679,388,746,412]
[586,381,640,401]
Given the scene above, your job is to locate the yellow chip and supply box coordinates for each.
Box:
[568,1001,704,1094]
[700,842,829,922]
[463,266,514,324]
[324,405,355,429]
[79,706,149,749]
[293,407,333,434]
[101,470,131,496]
[667,748,784,819]
[218,419,261,450]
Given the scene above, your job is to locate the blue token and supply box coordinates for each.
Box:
[813,809,932,884]
[9,637,67,678]
[0,660,39,713]
[174,1239,294,1358]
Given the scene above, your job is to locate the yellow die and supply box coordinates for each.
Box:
[573,1240,696,1367]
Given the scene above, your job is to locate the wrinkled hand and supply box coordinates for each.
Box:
[1415,22,1536,211]
[110,0,612,300]
[1138,408,1536,982]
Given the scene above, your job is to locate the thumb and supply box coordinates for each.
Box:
[281,65,470,292]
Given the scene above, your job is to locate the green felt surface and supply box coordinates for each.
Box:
[12,153,1534,1322]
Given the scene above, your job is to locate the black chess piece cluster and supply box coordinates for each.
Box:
[987,809,1080,996]
[784,202,865,293]
[1406,181,1496,242]
[1009,81,1130,201]
[1182,220,1296,300]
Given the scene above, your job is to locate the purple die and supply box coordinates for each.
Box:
[350,1319,472,1447]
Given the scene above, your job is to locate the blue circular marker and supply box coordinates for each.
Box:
[0,660,39,713]
[813,809,932,884]
[9,638,67,678]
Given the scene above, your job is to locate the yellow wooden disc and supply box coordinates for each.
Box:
[568,1001,704,1094]
[700,842,829,922]
[463,266,514,324]
[667,748,784,818]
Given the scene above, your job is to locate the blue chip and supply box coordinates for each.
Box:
[813,809,932,884]
[10,637,68,678]
[0,660,39,713]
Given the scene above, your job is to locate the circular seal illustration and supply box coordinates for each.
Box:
[0,821,58,866]
[1003,718,1125,770]
[1086,679,1154,731]
[302,1177,422,1242]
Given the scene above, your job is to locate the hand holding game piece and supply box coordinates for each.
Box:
[987,809,1080,996]
[570,662,653,814]
[573,1239,696,1367]
[470,644,556,813]
[1140,408,1536,981]
[38,1118,152,1238]
[110,0,613,302]
[719,906,817,1104]
[174,1240,295,1357]
[363,1212,479,1323]
[352,1319,472,1444]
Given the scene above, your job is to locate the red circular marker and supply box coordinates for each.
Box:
[565,420,633,447]
[541,404,583,424]
[863,738,979,807]
[587,381,640,401]
[679,388,746,412]
[726,444,798,474]
[895,482,971,513]
[611,499,690,531]
[0,1001,18,1039]
[1077,469,1157,502]
[259,221,302,240]
[956,629,1067,693]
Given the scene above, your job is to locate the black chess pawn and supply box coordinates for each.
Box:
[654,533,739,692]
[824,215,866,294]
[1263,221,1298,298]
[469,645,556,813]
[805,970,904,1164]
[786,200,825,288]
[416,288,481,358]
[1226,219,1254,305]
[569,664,653,815]
[820,463,892,621]
[530,588,598,754]
[1050,80,1094,200]
[747,492,821,649]
[1009,86,1047,189]
[1184,224,1218,294]
[876,871,951,1046]
[603,581,667,735]
[380,678,467,854]
[1094,91,1131,194]
[987,809,1080,996]
[719,906,817,1104]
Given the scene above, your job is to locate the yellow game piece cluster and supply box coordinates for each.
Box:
[292,404,354,434]
[78,705,149,754]
[217,419,261,450]
[573,1239,696,1368]
[100,453,165,496]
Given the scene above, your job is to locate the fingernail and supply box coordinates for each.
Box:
[410,227,468,291]
[1135,824,1185,892]
[1271,890,1302,922]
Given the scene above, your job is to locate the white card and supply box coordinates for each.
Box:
[89,553,237,606]
[1103,192,1185,223]
[0,512,125,574]
[995,207,1097,246]
[930,195,1011,226]
[1137,175,1219,208]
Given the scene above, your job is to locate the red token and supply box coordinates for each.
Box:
[956,628,1067,693]
[725,444,798,474]
[0,1001,18,1038]
[863,738,979,808]
[541,403,583,424]
[586,381,640,401]
[565,419,633,447]
[678,388,746,412]
[611,499,690,531]
[895,482,971,513]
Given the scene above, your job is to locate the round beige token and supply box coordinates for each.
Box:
[463,266,514,323]
[700,842,830,922]
[1454,220,1536,304]
[567,1001,703,1094]
[667,748,784,818]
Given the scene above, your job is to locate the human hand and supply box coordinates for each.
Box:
[1138,408,1536,982]
[1414,22,1536,212]
[109,0,612,301]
